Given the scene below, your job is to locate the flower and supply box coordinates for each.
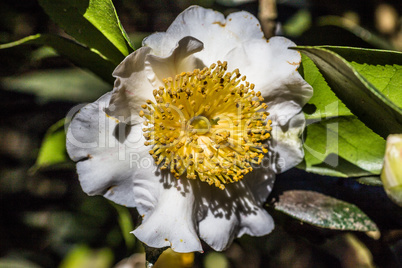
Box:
[66,5,312,253]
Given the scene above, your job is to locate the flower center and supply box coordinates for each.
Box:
[140,61,272,190]
[189,116,210,134]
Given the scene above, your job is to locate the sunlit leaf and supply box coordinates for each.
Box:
[299,54,385,176]
[297,46,402,139]
[38,0,134,65]
[0,34,115,83]
[303,116,385,175]
[300,54,352,120]
[298,157,375,178]
[275,190,378,231]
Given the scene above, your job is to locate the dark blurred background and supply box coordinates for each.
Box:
[0,0,401,267]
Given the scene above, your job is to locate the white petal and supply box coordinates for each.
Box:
[145,36,205,88]
[143,6,224,58]
[143,6,264,65]
[269,112,306,173]
[142,32,166,56]
[243,167,276,204]
[133,176,202,253]
[223,36,313,111]
[195,174,275,251]
[107,47,155,124]
[224,11,264,41]
[66,93,151,207]
[68,93,202,252]
[236,204,274,238]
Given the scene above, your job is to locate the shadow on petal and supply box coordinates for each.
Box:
[113,122,132,144]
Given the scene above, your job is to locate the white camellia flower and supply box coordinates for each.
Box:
[66,6,312,253]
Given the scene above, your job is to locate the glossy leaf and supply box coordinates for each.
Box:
[38,0,134,65]
[0,34,116,84]
[298,157,375,178]
[322,46,402,66]
[275,190,378,231]
[297,46,402,139]
[303,116,385,175]
[300,54,352,120]
[300,54,386,176]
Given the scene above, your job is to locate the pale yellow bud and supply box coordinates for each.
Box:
[381,134,402,206]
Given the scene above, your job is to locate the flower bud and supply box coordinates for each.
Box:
[381,134,402,206]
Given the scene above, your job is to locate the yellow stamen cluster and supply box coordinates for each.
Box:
[140,61,272,189]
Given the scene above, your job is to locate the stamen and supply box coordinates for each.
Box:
[140,61,271,189]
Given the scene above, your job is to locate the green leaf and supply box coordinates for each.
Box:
[323,46,402,66]
[300,54,352,120]
[31,119,68,172]
[297,157,375,178]
[38,0,134,65]
[324,47,402,108]
[275,190,378,231]
[0,34,116,84]
[300,54,386,176]
[304,116,385,175]
[1,68,110,102]
[297,46,402,139]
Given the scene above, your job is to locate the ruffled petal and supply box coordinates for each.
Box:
[223,37,313,112]
[145,36,205,88]
[143,6,264,65]
[132,175,202,253]
[107,47,155,124]
[66,93,151,207]
[195,171,275,251]
[143,6,224,59]
[224,11,264,41]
